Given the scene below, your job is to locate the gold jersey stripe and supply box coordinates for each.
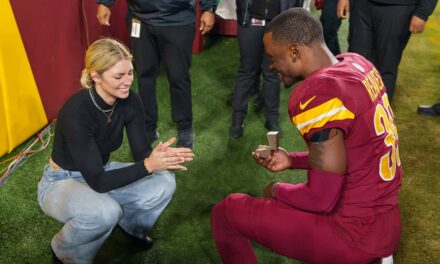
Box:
[292,98,355,135]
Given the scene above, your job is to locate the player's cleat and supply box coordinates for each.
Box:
[417,102,440,116]
[381,255,393,264]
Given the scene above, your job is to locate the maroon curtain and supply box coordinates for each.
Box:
[10,0,128,120]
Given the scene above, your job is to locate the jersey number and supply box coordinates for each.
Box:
[374,94,401,181]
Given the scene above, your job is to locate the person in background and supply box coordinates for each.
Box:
[37,38,193,263]
[229,0,304,139]
[317,0,342,55]
[417,100,440,115]
[337,0,438,101]
[212,8,401,263]
[97,0,217,148]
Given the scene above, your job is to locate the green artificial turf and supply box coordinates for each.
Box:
[391,10,440,264]
[1,8,439,263]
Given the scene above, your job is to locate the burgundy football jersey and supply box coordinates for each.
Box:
[288,52,402,217]
[288,53,402,255]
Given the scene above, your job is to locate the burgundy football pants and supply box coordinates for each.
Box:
[211,193,377,264]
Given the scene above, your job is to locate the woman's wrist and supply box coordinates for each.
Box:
[144,157,153,173]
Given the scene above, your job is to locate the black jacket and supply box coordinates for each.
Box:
[97,0,217,26]
[236,0,304,27]
[370,0,437,21]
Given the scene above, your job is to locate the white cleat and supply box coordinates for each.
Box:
[381,255,393,264]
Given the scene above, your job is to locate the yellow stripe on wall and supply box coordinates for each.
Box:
[292,98,355,135]
[0,0,48,157]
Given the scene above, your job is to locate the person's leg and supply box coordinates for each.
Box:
[129,18,161,140]
[230,24,265,138]
[320,0,341,55]
[107,162,176,239]
[348,0,374,62]
[38,167,122,263]
[155,24,195,147]
[251,74,264,113]
[370,3,414,101]
[157,24,195,129]
[211,193,376,264]
[261,51,281,133]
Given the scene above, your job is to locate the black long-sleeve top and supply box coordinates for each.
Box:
[51,88,151,193]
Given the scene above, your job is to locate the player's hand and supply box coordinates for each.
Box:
[97,4,111,26]
[200,11,215,35]
[263,182,278,198]
[409,15,426,33]
[252,148,291,172]
[337,0,350,19]
[144,137,194,172]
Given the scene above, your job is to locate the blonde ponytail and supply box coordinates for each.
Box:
[80,68,93,88]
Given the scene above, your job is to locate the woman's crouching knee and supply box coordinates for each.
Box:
[82,198,122,232]
[156,170,176,199]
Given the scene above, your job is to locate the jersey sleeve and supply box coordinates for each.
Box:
[288,77,356,141]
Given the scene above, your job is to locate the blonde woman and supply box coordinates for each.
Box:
[37,38,193,263]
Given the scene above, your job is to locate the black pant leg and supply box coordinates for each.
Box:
[320,0,341,55]
[129,21,161,132]
[371,4,414,101]
[232,24,266,120]
[261,52,280,123]
[158,24,195,131]
[348,0,375,61]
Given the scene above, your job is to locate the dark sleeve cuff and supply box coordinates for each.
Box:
[413,10,429,21]
[414,0,437,22]
[200,0,217,12]
[136,160,153,175]
[96,0,114,8]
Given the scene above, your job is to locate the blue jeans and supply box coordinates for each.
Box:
[37,161,176,263]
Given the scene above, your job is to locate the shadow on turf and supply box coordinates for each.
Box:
[94,228,153,263]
